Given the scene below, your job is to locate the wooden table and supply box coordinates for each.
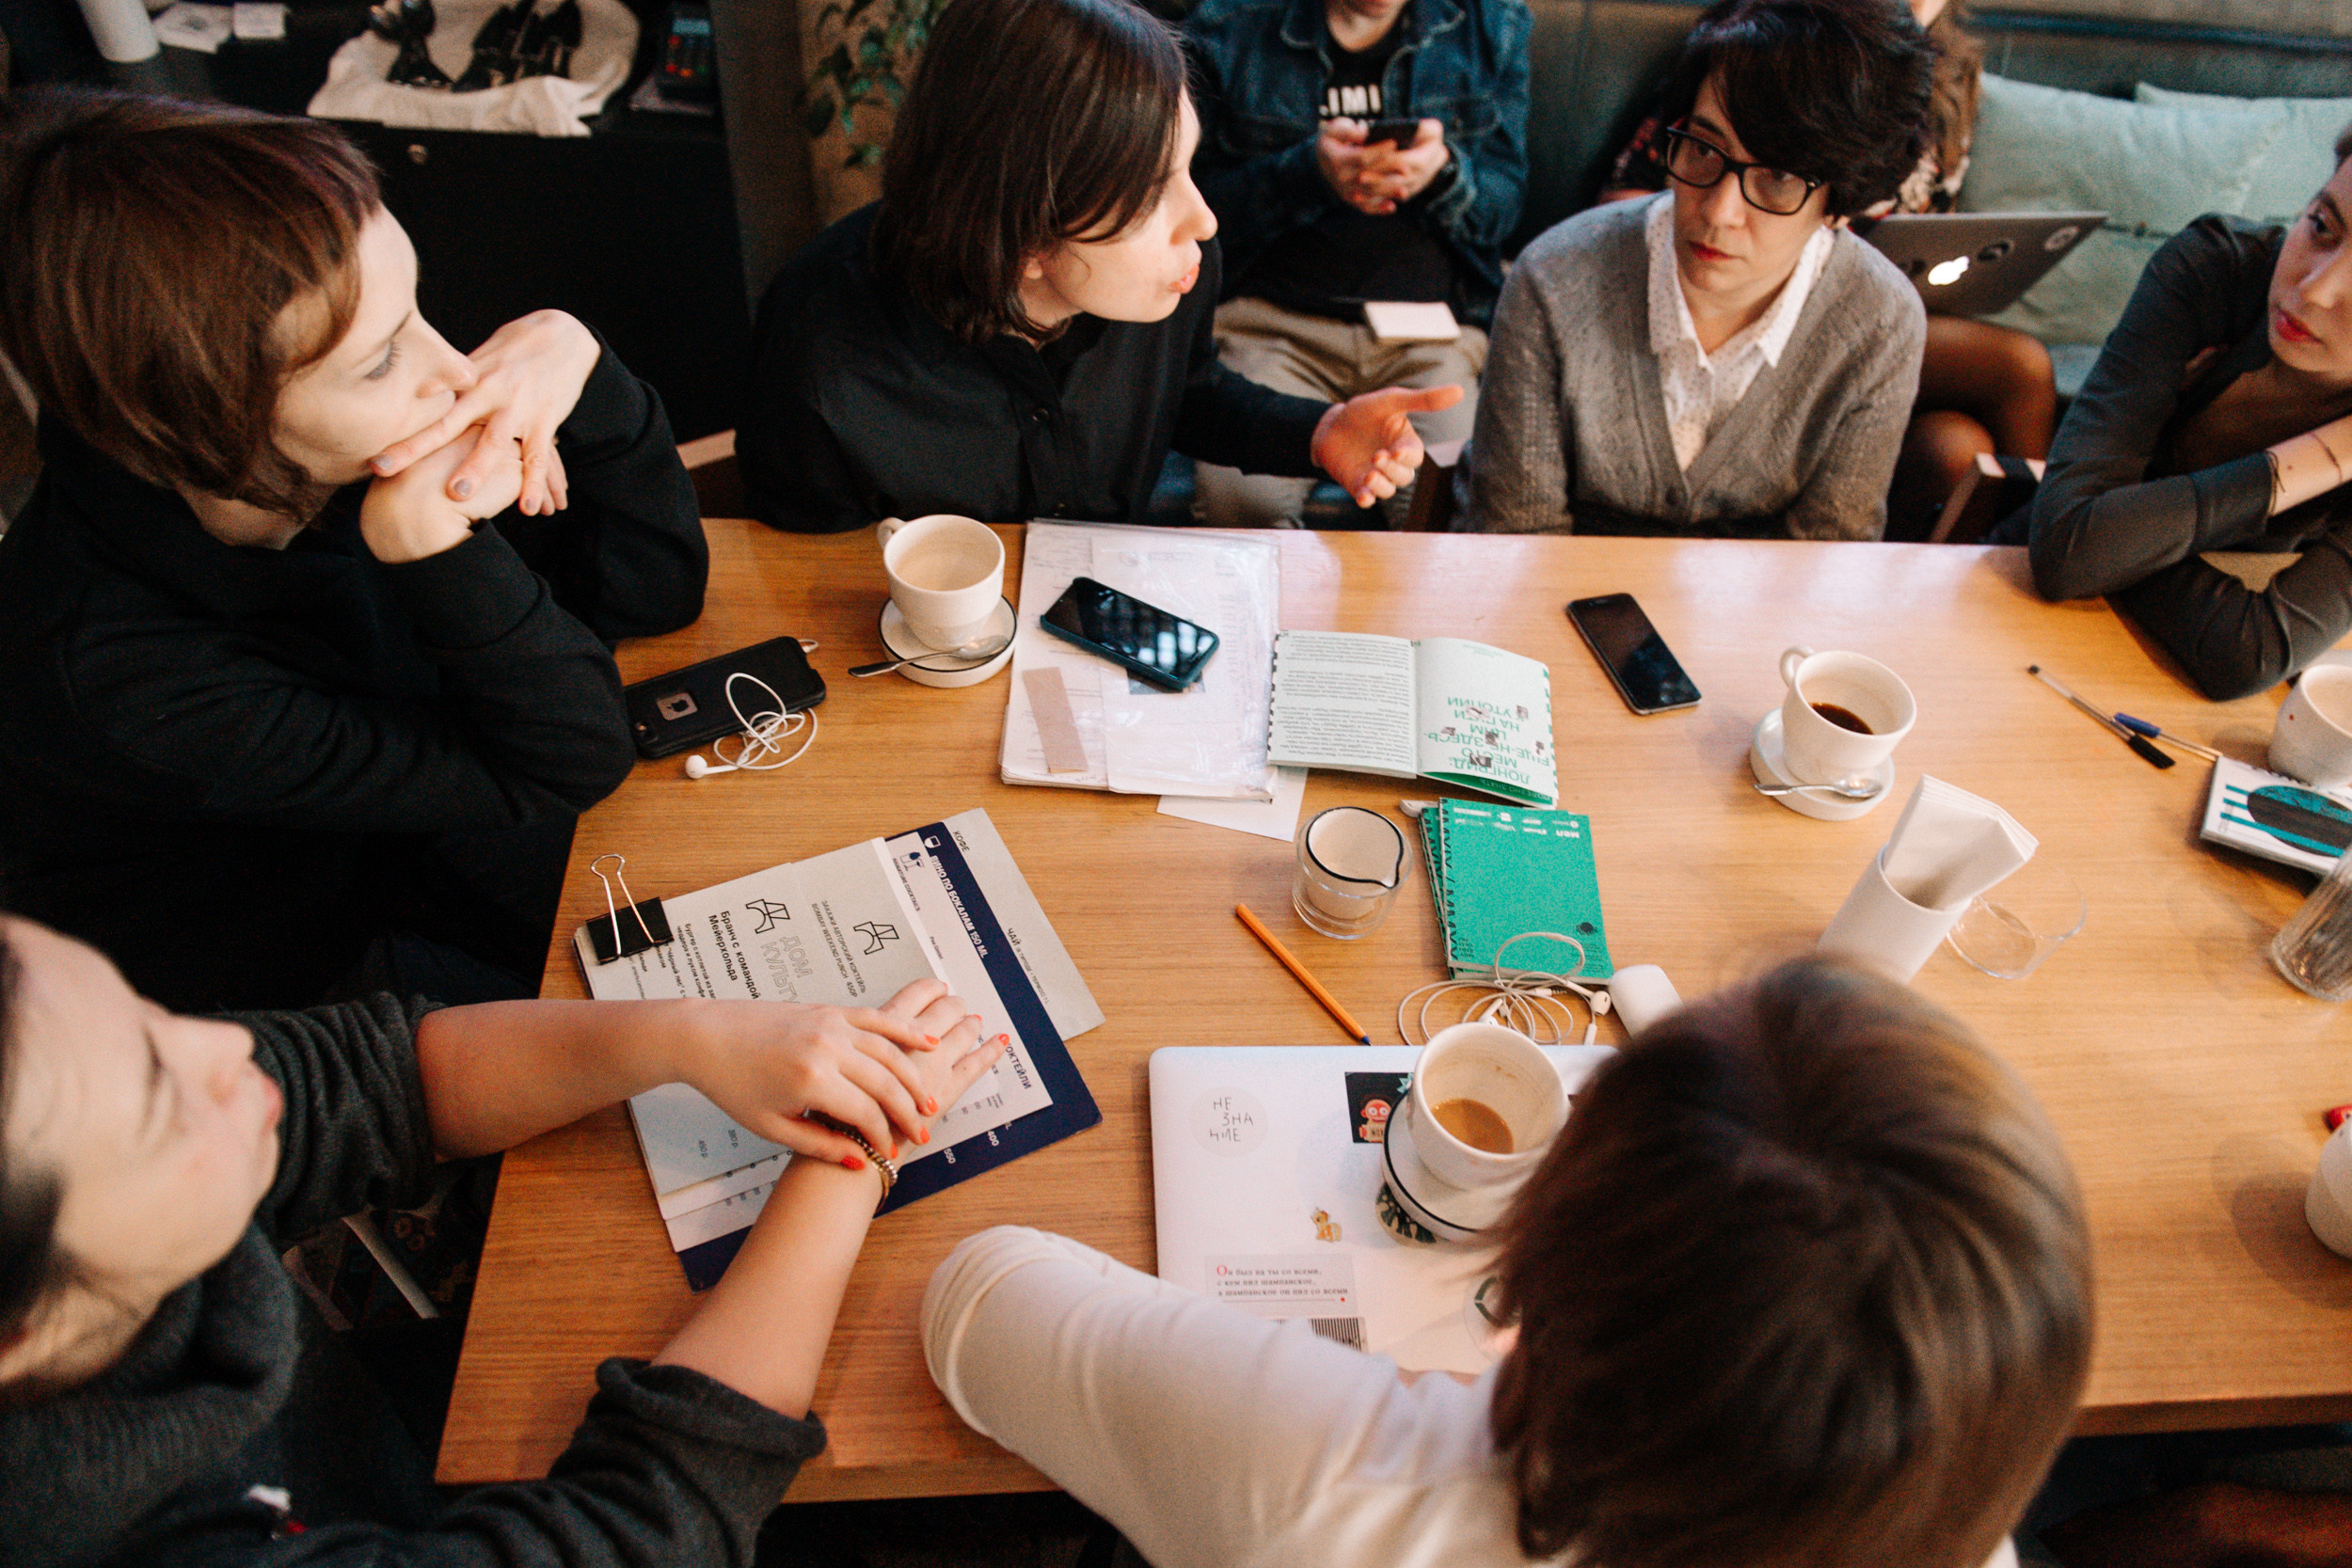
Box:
[440,520,2352,1499]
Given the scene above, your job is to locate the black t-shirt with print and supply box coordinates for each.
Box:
[1238,14,1457,320]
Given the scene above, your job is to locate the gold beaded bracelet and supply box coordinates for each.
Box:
[812,1115,898,1208]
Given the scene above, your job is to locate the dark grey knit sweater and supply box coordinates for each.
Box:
[0,995,824,1568]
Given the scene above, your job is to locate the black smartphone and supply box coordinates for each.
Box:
[1362,117,1422,147]
[1565,594,1701,715]
[625,636,826,757]
[1040,577,1220,692]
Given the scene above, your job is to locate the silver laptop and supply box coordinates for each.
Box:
[1862,211,2105,317]
[1148,1043,1610,1374]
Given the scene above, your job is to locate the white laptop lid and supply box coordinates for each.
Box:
[1148,1044,1612,1373]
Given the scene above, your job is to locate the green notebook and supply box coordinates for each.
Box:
[1422,800,1612,980]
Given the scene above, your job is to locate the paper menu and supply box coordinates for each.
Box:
[1001,522,1279,799]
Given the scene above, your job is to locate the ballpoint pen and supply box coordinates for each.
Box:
[2026,665,2174,769]
[2112,713,2223,763]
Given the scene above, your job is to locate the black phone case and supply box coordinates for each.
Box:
[625,636,826,757]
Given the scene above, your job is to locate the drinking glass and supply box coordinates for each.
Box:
[2272,851,2352,1003]
[1947,862,2086,980]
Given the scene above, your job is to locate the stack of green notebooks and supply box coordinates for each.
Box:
[1419,800,1613,980]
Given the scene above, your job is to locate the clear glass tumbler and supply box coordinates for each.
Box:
[1293,805,1406,939]
[2271,850,2352,1003]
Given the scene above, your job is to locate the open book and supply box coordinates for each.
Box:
[1267,631,1557,806]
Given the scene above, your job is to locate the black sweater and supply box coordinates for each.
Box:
[0,995,825,1568]
[0,347,706,1009]
[2028,216,2352,701]
[737,204,1327,533]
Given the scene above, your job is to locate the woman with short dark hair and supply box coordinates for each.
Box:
[2026,124,2352,701]
[1462,0,1931,538]
[0,89,706,1011]
[737,0,1454,535]
[922,958,2092,1568]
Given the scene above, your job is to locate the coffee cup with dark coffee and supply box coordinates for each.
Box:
[1777,645,1915,785]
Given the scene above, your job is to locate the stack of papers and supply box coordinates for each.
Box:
[1001,522,1279,800]
[576,810,1103,1288]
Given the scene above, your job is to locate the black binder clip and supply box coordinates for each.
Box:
[585,853,673,963]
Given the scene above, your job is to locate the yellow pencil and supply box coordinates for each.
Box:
[1234,902,1372,1044]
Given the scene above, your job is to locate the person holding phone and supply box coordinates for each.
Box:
[1184,0,1530,527]
[737,0,1453,538]
[0,89,707,1012]
[0,911,1007,1568]
[1461,0,1930,540]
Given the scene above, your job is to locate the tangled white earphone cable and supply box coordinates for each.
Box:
[1395,931,1613,1047]
[683,649,821,778]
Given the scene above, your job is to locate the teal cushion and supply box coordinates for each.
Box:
[1958,72,2293,344]
[2133,83,2350,227]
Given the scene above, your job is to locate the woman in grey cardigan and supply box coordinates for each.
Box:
[2026,130,2352,702]
[1462,0,1929,539]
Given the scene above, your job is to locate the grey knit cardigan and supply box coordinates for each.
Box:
[1460,195,1925,539]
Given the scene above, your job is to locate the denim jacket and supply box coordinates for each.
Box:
[1184,0,1531,326]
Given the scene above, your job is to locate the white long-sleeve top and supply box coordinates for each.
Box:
[921,1226,2022,1568]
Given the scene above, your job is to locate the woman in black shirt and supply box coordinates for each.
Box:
[739,0,1455,534]
[0,90,707,1009]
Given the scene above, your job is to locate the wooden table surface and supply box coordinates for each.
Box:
[439,519,2352,1500]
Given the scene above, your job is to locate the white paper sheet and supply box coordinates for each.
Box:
[1158,766,1310,841]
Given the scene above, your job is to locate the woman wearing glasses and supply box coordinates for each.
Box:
[1460,0,1931,537]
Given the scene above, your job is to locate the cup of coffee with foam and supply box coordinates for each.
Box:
[1404,1022,1568,1197]
[1777,645,1916,784]
[876,515,1005,651]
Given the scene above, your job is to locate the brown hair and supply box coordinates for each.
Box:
[0,926,72,1406]
[1925,2,1981,195]
[2337,117,2352,165]
[1487,958,2092,1568]
[870,0,1187,342]
[0,87,381,516]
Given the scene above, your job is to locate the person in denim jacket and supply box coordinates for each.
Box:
[1184,0,1529,527]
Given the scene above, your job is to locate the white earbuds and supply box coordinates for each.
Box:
[681,669,818,780]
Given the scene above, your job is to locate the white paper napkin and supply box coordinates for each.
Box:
[1880,776,2038,911]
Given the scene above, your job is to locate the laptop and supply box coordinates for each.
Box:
[1861,211,2105,318]
[1148,1043,1611,1374]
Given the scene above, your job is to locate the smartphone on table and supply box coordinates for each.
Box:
[1041,577,1220,692]
[1565,594,1701,715]
[625,636,826,757]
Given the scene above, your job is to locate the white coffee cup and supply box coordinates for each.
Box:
[2270,665,2352,790]
[1778,645,1916,784]
[1406,1022,1568,1195]
[876,515,1005,651]
[2308,1119,2352,1259]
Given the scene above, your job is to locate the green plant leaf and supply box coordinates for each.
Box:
[879,76,904,107]
[851,142,884,167]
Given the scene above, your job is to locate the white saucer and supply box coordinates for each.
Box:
[878,598,1016,689]
[1749,709,1896,822]
[1380,1097,1518,1243]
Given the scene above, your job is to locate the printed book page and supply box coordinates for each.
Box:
[1411,637,1557,805]
[1265,629,1419,778]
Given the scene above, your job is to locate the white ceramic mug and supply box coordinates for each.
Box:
[2270,665,2352,790]
[876,515,1005,651]
[2309,1119,2352,1259]
[1778,645,1916,784]
[1406,1022,1568,1196]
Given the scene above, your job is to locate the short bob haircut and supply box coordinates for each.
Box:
[1654,0,1935,219]
[0,89,380,518]
[1488,958,2092,1568]
[871,0,1187,343]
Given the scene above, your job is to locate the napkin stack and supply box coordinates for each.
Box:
[1820,777,2037,980]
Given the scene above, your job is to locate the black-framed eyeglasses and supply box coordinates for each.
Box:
[1658,125,1822,217]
